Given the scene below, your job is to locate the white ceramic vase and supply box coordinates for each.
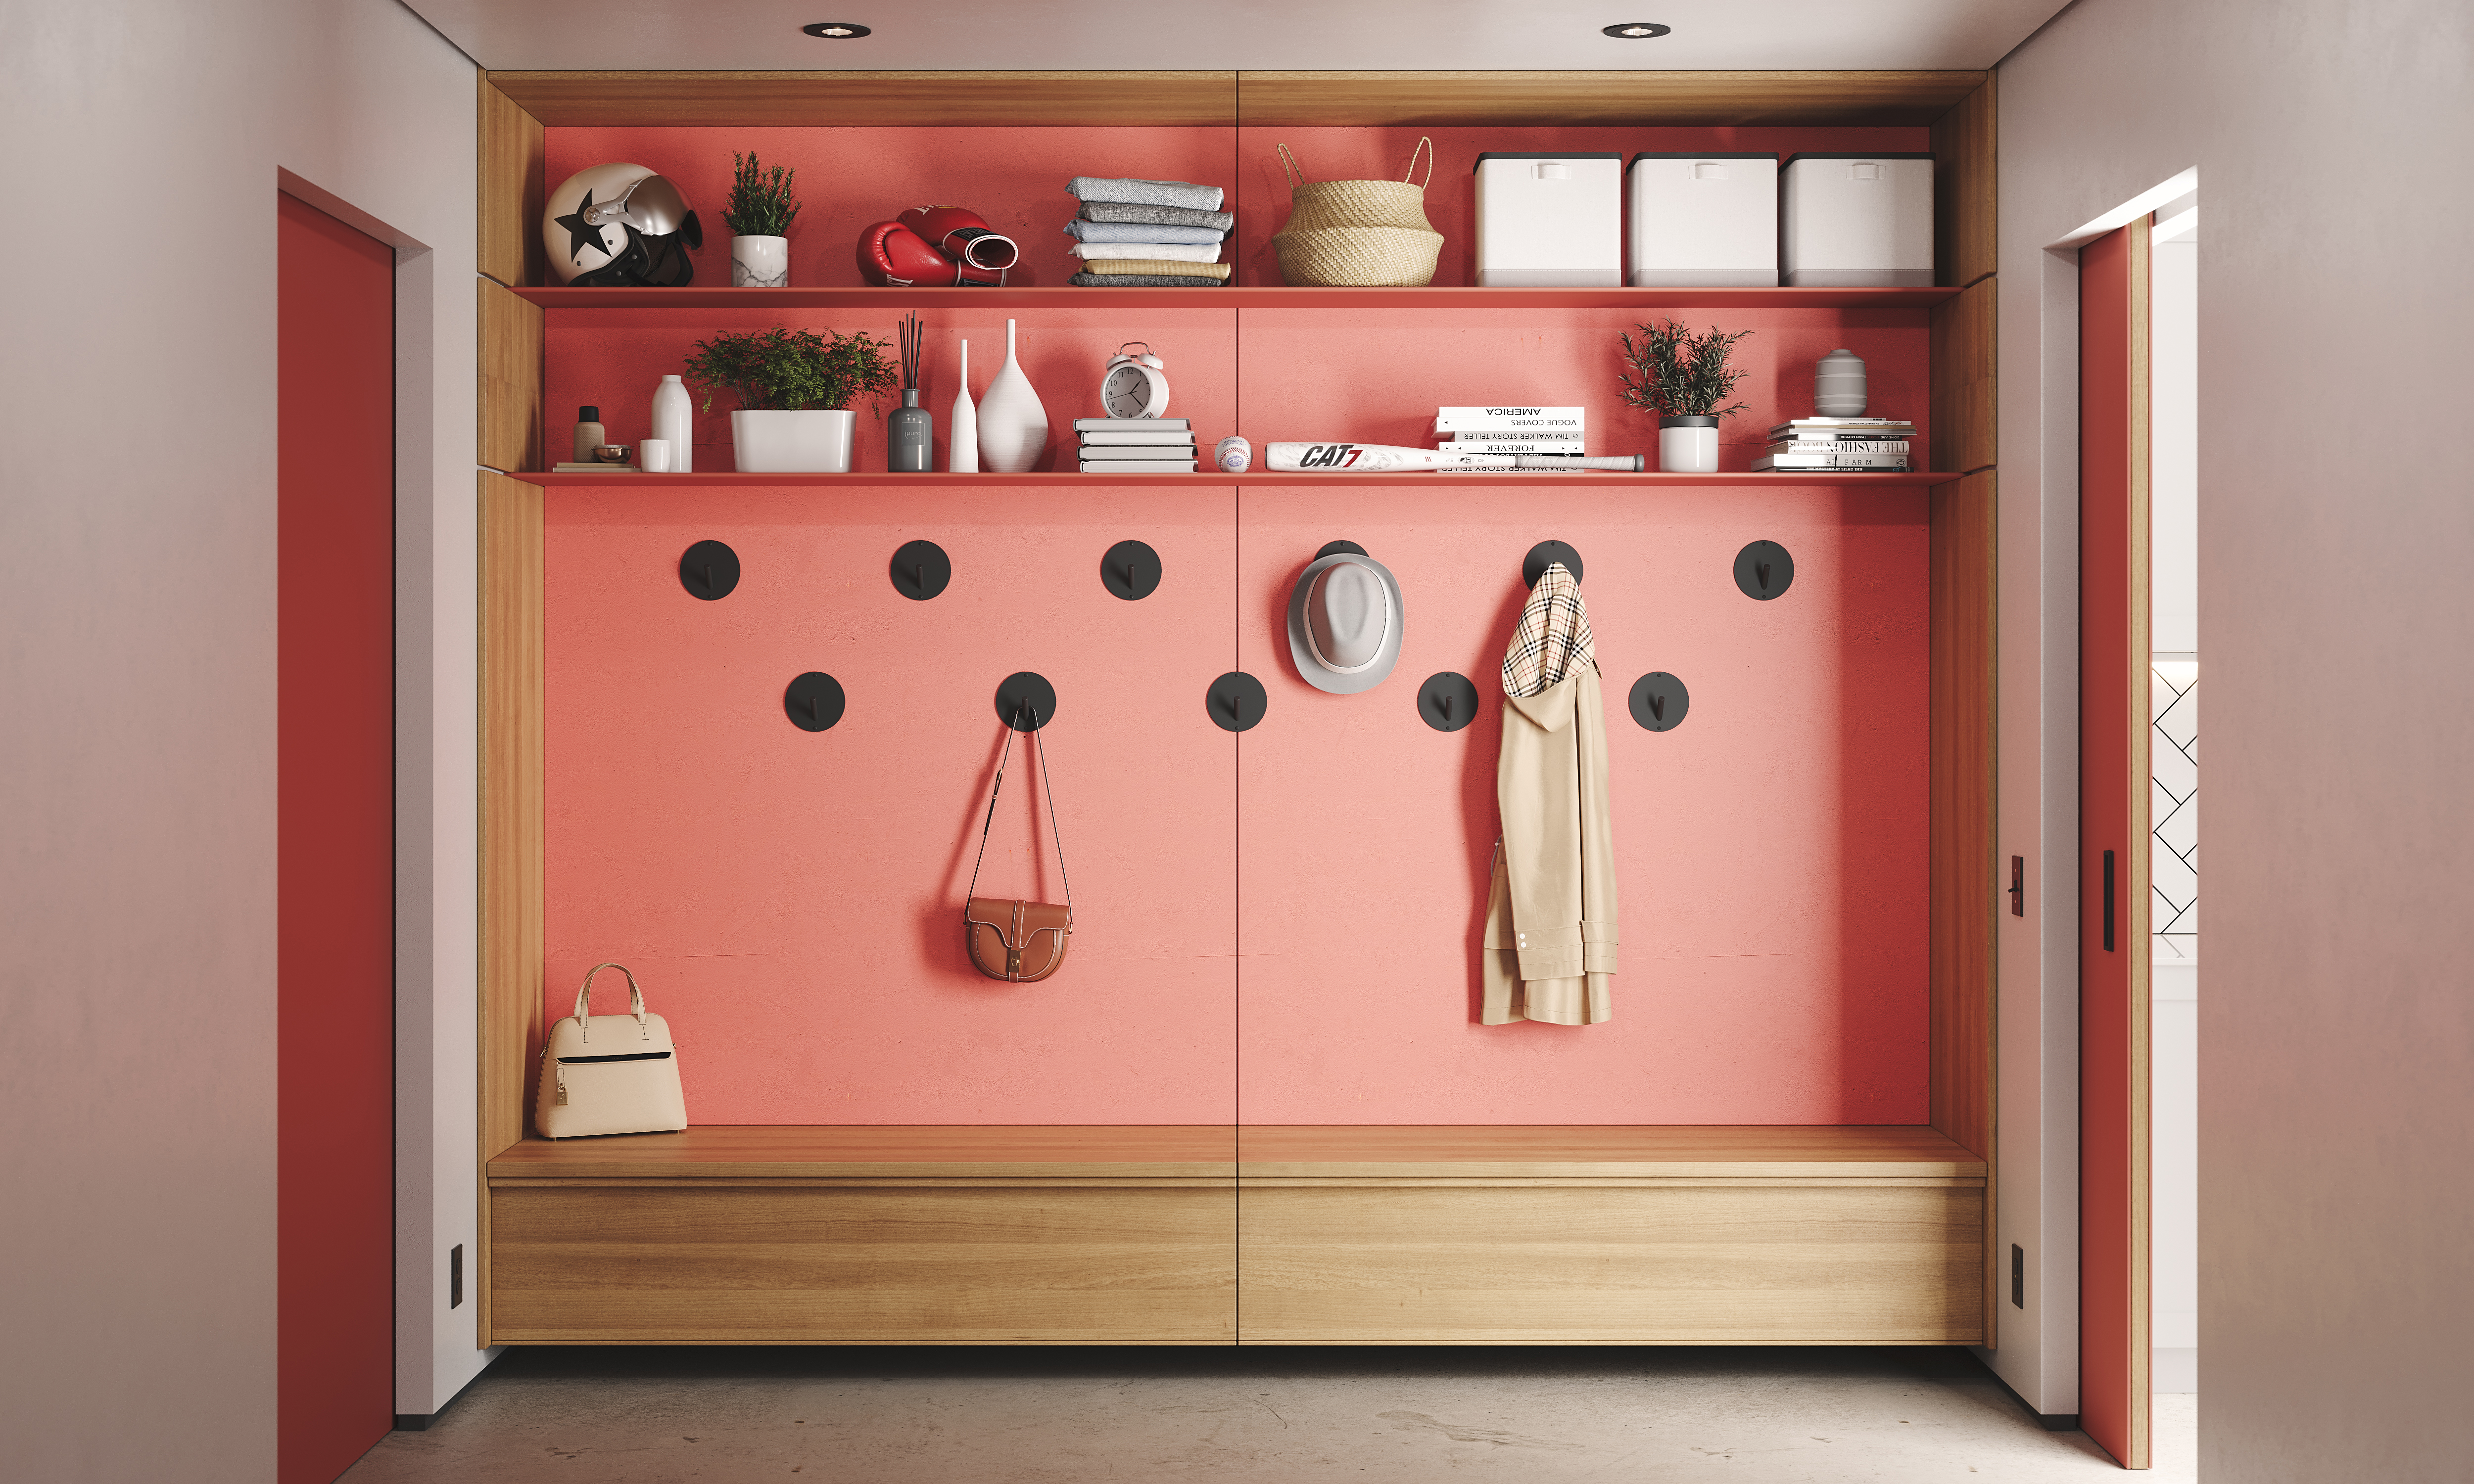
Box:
[732,409,855,473]
[731,234,789,288]
[1658,417,1720,474]
[651,373,694,472]
[949,339,980,473]
[973,319,1048,473]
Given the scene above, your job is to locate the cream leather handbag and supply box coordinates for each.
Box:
[534,962,687,1139]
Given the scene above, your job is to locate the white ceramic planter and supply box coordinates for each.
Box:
[732,409,855,473]
[731,234,790,288]
[1659,417,1720,474]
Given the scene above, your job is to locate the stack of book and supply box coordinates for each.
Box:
[1433,405,1587,462]
[1078,417,1197,473]
[1755,417,1915,473]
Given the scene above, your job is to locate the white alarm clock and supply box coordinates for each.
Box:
[1100,342,1170,419]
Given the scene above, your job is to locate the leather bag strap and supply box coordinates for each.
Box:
[965,710,1073,924]
[571,962,648,1044]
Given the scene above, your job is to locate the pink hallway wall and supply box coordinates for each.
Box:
[544,481,1926,1125]
[1237,484,1928,1124]
[545,485,1237,1123]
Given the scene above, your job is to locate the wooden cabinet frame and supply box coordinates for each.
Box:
[473,69,1996,1349]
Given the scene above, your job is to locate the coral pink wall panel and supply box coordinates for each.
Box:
[543,485,1237,1123]
[1232,127,1928,288]
[547,126,1238,290]
[1237,306,1930,473]
[1235,483,1928,1124]
[549,308,1237,475]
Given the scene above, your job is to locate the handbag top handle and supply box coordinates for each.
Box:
[964,705,1073,925]
[570,961,651,1043]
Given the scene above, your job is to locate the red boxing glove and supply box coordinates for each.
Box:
[900,206,1020,271]
[858,220,953,286]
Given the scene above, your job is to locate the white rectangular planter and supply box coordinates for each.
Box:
[1780,152,1935,287]
[731,409,855,473]
[1473,152,1622,287]
[1627,152,1778,287]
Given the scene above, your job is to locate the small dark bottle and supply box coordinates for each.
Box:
[887,389,934,472]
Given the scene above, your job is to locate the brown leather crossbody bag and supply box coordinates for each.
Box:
[963,716,1073,982]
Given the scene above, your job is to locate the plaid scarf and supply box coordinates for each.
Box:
[1502,562,1595,698]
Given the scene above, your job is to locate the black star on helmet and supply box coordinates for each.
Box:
[554,191,606,264]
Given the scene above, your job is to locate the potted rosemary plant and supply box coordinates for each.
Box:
[1619,320,1754,474]
[720,151,800,287]
[684,325,899,473]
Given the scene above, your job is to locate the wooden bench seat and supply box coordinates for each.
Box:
[485,1125,1983,1346]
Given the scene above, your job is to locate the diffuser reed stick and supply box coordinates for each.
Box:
[888,312,933,472]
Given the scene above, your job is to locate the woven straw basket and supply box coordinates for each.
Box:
[1273,139,1444,287]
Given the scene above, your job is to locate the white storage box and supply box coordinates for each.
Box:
[1474,152,1622,287]
[1626,153,1779,287]
[1781,152,1935,287]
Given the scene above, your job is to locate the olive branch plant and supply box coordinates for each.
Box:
[1618,319,1755,420]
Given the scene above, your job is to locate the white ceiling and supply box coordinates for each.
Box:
[406,0,2070,74]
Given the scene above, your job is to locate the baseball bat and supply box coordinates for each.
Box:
[1266,442,1643,473]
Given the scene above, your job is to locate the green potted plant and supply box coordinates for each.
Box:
[720,151,800,288]
[684,325,899,473]
[1619,320,1754,473]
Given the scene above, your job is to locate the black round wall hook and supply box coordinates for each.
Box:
[1100,539,1163,601]
[1523,540,1584,587]
[679,539,741,600]
[1314,540,1370,561]
[1628,672,1690,732]
[1205,671,1267,732]
[1417,672,1479,732]
[1734,540,1795,601]
[994,671,1057,731]
[892,539,952,601]
[785,672,846,732]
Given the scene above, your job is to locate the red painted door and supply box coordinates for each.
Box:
[277,191,395,1482]
[2080,218,2152,1469]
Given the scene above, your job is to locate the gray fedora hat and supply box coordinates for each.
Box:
[1286,549,1405,694]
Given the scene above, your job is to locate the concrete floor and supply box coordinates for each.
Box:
[348,1347,2196,1482]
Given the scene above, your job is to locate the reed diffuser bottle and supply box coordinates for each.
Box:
[888,312,934,472]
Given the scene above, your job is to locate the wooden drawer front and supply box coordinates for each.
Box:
[1239,1183,1983,1344]
[492,1185,1235,1344]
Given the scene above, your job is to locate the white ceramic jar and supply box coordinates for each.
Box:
[1658,416,1720,474]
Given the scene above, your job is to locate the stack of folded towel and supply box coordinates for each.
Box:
[1065,177,1232,287]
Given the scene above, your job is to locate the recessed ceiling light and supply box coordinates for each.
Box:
[802,21,871,38]
[1603,22,1672,38]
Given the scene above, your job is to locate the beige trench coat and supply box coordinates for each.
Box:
[1482,660,1618,1024]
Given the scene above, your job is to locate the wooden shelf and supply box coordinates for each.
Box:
[490,1124,1234,1185]
[515,470,1953,489]
[514,285,1960,312]
[486,1122,1978,1185]
[1238,1124,1986,1181]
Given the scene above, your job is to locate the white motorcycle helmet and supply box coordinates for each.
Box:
[544,162,703,286]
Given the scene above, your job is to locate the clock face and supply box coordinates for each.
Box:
[1103,362,1159,418]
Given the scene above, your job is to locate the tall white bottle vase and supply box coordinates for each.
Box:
[973,319,1048,474]
[651,374,694,473]
[949,340,980,473]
